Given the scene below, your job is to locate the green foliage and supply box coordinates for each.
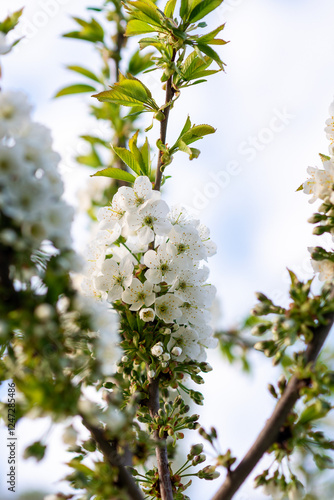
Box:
[54,84,97,98]
[93,73,159,111]
[66,65,102,83]
[63,16,105,43]
[92,167,136,182]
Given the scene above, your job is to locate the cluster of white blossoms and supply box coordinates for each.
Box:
[0,89,121,377]
[303,98,334,282]
[0,90,73,251]
[83,176,218,364]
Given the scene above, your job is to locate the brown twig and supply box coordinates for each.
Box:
[211,299,334,500]
[148,377,174,500]
[154,51,176,192]
[82,416,144,500]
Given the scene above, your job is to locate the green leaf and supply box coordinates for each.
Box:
[129,131,146,173]
[197,43,224,69]
[92,168,136,183]
[66,65,101,83]
[113,147,142,176]
[93,74,158,111]
[140,138,151,175]
[182,124,216,144]
[77,146,102,168]
[296,183,304,192]
[179,115,192,137]
[54,84,96,98]
[197,23,225,44]
[298,400,331,426]
[179,51,213,82]
[68,459,94,476]
[80,135,109,148]
[180,0,190,20]
[165,0,177,17]
[188,0,224,23]
[126,0,162,26]
[126,19,156,36]
[128,50,155,75]
[0,8,23,34]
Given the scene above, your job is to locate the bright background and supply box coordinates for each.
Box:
[1,0,334,498]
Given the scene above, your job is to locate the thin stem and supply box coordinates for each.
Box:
[154,51,176,192]
[82,416,144,500]
[211,293,334,500]
[147,377,174,500]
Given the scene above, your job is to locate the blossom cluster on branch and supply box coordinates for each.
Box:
[82,176,217,376]
[303,99,334,281]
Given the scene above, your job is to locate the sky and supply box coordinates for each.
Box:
[1,0,334,498]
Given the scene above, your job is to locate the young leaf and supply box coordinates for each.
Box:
[66,65,101,83]
[113,147,142,175]
[188,0,224,23]
[165,0,177,18]
[197,43,225,69]
[126,19,156,36]
[180,0,190,20]
[197,24,225,44]
[129,131,147,174]
[77,146,102,168]
[93,74,158,111]
[140,138,151,175]
[126,0,162,26]
[54,84,96,98]
[92,168,136,183]
[182,124,216,144]
[128,50,155,75]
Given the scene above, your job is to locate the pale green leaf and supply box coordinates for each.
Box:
[66,65,101,83]
[54,84,96,98]
[92,168,136,183]
[188,0,224,23]
[113,147,141,175]
[126,19,156,36]
[165,0,177,17]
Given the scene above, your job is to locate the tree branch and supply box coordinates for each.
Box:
[82,416,144,500]
[211,299,334,500]
[154,51,176,192]
[148,377,174,500]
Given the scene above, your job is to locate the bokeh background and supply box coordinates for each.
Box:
[1,0,334,498]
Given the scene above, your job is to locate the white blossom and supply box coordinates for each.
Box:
[144,243,181,284]
[122,278,155,311]
[97,192,126,229]
[155,293,183,323]
[168,227,206,264]
[127,199,171,244]
[95,257,134,301]
[118,175,160,211]
[168,326,200,362]
[139,307,155,322]
[151,342,164,357]
[311,257,334,282]
[0,91,32,138]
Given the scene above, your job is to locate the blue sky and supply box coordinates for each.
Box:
[1,0,334,498]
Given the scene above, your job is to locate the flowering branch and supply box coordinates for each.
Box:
[82,417,144,500]
[211,293,334,500]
